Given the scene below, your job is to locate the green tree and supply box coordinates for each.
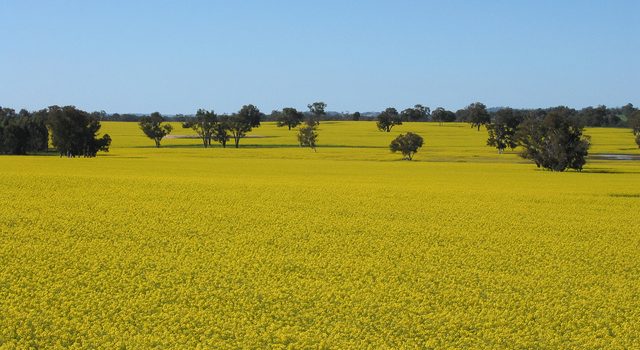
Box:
[517,107,590,171]
[225,104,263,148]
[628,110,640,136]
[46,105,111,157]
[376,107,402,132]
[0,108,48,155]
[297,124,318,151]
[307,101,326,126]
[390,132,424,160]
[636,134,640,149]
[182,109,217,147]
[212,122,230,148]
[139,112,173,148]
[431,107,456,125]
[276,108,304,130]
[401,104,430,122]
[465,102,491,131]
[352,111,361,121]
[486,108,523,153]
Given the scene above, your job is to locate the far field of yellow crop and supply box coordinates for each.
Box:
[1,122,639,348]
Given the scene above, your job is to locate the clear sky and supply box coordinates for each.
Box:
[1,0,638,114]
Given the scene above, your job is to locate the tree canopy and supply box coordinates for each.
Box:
[307,101,326,126]
[431,107,456,125]
[47,106,111,157]
[182,109,217,147]
[486,108,524,153]
[465,102,491,131]
[276,108,304,130]
[401,104,430,122]
[376,107,402,132]
[390,132,424,160]
[139,112,173,148]
[0,107,48,155]
[297,124,318,151]
[224,104,263,148]
[516,107,590,171]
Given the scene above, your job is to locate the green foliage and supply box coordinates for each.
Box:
[297,124,318,151]
[401,104,430,122]
[517,107,590,171]
[0,107,48,155]
[212,121,230,148]
[139,112,173,148]
[47,105,111,157]
[307,101,326,126]
[182,109,217,147]
[628,110,640,136]
[465,102,491,131]
[376,107,402,132]
[390,132,424,160]
[431,107,456,125]
[486,108,524,153]
[224,104,263,148]
[276,108,304,130]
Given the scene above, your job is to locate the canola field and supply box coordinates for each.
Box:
[1,122,639,349]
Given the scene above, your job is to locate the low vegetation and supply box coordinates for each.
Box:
[0,121,638,348]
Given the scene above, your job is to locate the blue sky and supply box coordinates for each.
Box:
[1,0,638,114]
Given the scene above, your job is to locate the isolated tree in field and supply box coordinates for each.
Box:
[139,112,173,148]
[401,104,430,122]
[465,102,491,131]
[486,108,524,153]
[517,106,590,171]
[182,109,217,147]
[225,104,263,148]
[352,111,361,121]
[377,107,402,132]
[276,107,304,130]
[46,105,111,157]
[431,107,456,125]
[298,124,318,151]
[390,132,424,160]
[307,101,326,126]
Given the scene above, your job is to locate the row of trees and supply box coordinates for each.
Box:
[83,102,640,130]
[140,103,329,149]
[0,106,111,157]
[139,105,263,148]
[374,102,640,132]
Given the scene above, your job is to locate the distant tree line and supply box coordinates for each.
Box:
[91,102,640,130]
[371,102,639,130]
[0,105,111,157]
